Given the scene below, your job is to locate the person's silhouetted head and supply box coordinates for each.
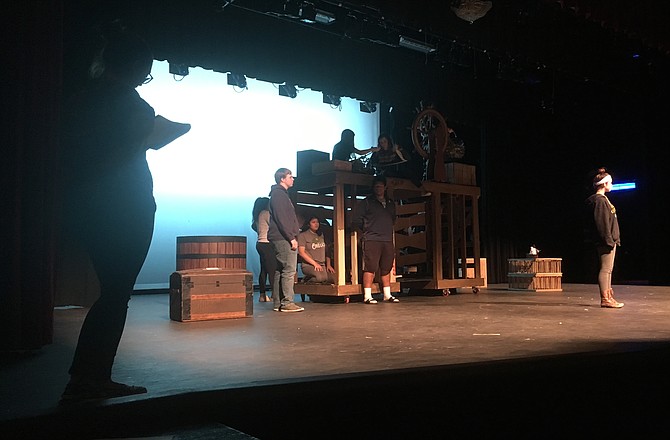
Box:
[341,129,355,144]
[90,21,153,88]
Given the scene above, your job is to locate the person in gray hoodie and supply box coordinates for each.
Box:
[268,168,304,312]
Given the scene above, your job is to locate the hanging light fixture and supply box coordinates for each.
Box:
[322,93,341,107]
[359,101,377,113]
[279,84,298,98]
[227,72,247,89]
[399,36,436,54]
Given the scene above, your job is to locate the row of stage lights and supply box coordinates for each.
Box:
[168,62,377,113]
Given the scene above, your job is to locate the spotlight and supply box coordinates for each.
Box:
[279,84,298,98]
[169,63,189,77]
[296,3,336,24]
[360,101,377,113]
[314,9,336,24]
[227,73,247,89]
[322,93,341,106]
[399,36,436,54]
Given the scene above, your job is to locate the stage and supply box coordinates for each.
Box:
[2,283,670,439]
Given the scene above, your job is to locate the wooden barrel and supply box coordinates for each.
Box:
[176,236,246,271]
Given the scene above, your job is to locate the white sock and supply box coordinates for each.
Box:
[364,287,372,300]
[383,286,392,300]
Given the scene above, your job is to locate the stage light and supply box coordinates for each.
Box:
[360,101,377,113]
[295,2,336,24]
[323,93,341,106]
[399,36,436,54]
[279,84,298,98]
[169,63,189,77]
[314,9,336,24]
[227,73,247,89]
[611,182,636,191]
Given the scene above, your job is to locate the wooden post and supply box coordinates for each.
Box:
[333,182,346,285]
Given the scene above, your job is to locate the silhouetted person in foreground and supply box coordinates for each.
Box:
[59,23,190,403]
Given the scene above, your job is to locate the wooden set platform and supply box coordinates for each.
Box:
[291,169,484,299]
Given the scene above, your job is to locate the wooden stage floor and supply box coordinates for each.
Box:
[2,283,670,439]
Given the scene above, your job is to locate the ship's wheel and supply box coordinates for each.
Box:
[411,108,450,182]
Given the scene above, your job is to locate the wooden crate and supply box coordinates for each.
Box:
[507,258,562,292]
[170,269,253,322]
[445,162,476,185]
[176,236,246,271]
[312,159,352,175]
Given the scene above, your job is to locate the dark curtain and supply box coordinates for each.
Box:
[1,2,63,350]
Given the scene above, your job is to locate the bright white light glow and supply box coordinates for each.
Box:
[135,61,379,289]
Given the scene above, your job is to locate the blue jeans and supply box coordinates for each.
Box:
[271,240,297,307]
[597,244,616,293]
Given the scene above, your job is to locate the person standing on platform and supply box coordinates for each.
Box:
[298,216,335,284]
[268,168,304,312]
[332,129,379,161]
[585,167,624,308]
[252,197,275,302]
[354,175,400,304]
[59,23,191,403]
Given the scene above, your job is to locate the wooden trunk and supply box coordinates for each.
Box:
[169,269,253,322]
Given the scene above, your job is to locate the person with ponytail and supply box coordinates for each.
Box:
[252,197,275,302]
[585,167,624,308]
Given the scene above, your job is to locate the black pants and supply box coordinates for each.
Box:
[67,197,155,381]
[256,241,276,294]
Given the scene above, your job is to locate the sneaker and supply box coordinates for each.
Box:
[279,303,304,312]
[60,379,147,404]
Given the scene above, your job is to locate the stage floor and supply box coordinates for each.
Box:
[2,283,670,439]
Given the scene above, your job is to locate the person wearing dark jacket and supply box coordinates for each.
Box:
[268,168,304,312]
[585,167,623,308]
[354,175,399,304]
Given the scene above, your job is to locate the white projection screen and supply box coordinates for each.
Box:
[135,60,380,289]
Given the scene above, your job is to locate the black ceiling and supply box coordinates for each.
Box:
[64,1,670,107]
